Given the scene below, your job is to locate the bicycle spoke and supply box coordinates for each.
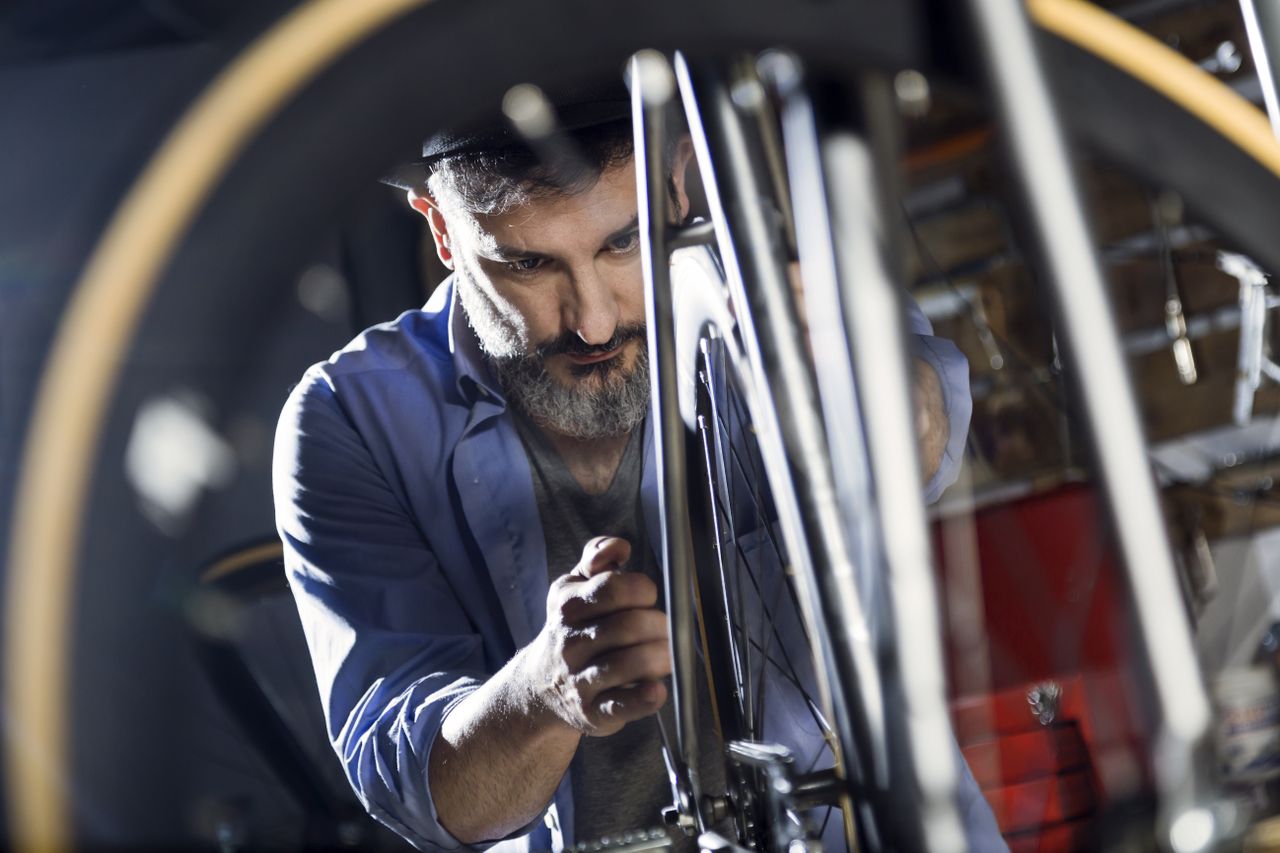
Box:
[704,349,758,736]
[745,635,836,743]
[715,395,815,634]
[817,804,834,839]
[703,338,839,755]
[721,521,833,742]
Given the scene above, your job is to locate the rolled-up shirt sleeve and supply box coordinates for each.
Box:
[905,298,972,504]
[274,368,486,851]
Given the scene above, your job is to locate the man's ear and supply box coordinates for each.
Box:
[407,189,455,269]
[669,136,697,222]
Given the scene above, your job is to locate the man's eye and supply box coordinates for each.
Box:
[609,232,640,253]
[505,257,544,273]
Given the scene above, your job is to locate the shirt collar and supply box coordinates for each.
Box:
[442,276,507,406]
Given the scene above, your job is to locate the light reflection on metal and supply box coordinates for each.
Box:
[1189,522,1220,608]
[1197,40,1243,75]
[1026,681,1063,726]
[893,70,931,118]
[1238,0,1280,139]
[1154,192,1198,385]
[1168,313,1199,384]
[759,50,889,782]
[1218,251,1275,425]
[1169,806,1217,853]
[1123,298,1278,357]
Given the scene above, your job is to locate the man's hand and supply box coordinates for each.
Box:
[529,536,671,737]
[914,357,948,482]
[428,536,670,842]
[787,260,949,484]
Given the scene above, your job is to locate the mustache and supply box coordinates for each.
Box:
[534,323,647,359]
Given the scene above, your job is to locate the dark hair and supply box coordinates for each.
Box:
[426,120,635,216]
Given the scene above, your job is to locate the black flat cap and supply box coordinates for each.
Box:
[381,79,631,191]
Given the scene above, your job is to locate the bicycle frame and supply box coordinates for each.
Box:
[633,0,1214,848]
[634,51,965,852]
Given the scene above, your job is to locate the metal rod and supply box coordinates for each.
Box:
[764,54,965,853]
[788,768,844,811]
[675,52,885,850]
[630,49,704,831]
[1154,194,1199,385]
[1239,0,1280,139]
[964,0,1213,840]
[1220,250,1272,425]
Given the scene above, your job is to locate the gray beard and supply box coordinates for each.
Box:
[453,264,650,440]
[490,346,650,441]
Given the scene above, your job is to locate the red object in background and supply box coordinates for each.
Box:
[933,483,1135,693]
[985,769,1096,832]
[962,725,1089,789]
[933,484,1154,849]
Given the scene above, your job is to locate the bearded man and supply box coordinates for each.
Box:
[273,91,1001,852]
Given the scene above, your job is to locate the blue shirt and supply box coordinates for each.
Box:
[273,278,999,851]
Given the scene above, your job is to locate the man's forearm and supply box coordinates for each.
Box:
[429,643,580,844]
[914,357,949,482]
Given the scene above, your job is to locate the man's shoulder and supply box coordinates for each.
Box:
[327,289,452,379]
[284,285,464,429]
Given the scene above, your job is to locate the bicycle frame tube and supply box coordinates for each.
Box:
[674,53,960,851]
[1238,0,1280,140]
[764,58,969,853]
[631,50,706,834]
[964,0,1214,842]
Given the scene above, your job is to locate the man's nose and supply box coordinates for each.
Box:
[566,266,621,346]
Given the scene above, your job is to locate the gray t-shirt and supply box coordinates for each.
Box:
[513,414,725,850]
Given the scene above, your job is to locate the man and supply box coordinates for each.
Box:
[274,91,998,851]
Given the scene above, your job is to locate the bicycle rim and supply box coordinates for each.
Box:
[665,240,858,850]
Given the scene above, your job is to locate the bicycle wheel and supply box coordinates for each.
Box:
[650,46,968,848]
[660,9,1280,851]
[658,238,855,851]
[692,326,851,852]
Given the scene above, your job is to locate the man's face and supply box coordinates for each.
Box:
[418,150,692,439]
[455,159,650,386]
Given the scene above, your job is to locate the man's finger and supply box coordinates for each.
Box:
[586,680,668,735]
[573,536,631,579]
[573,639,672,697]
[561,608,669,670]
[559,571,659,625]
